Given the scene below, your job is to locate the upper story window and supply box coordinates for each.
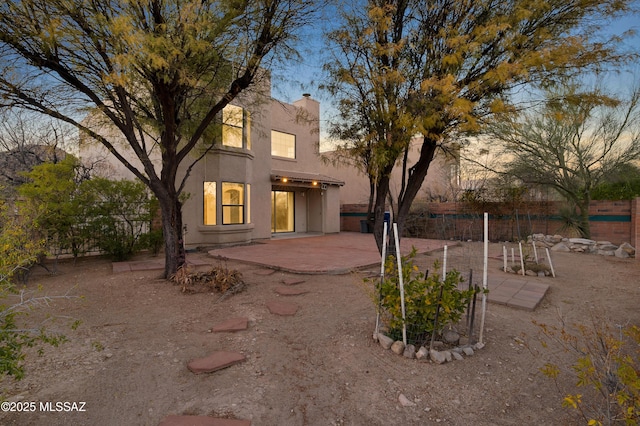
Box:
[271,130,295,159]
[223,104,251,149]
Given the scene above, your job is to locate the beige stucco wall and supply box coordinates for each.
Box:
[183,87,273,248]
[323,186,341,233]
[78,83,343,247]
[269,94,343,234]
[270,95,320,171]
[318,137,459,207]
[78,112,163,181]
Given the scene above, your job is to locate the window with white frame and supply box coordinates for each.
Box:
[222,182,245,224]
[223,104,251,149]
[271,130,295,159]
[204,181,251,225]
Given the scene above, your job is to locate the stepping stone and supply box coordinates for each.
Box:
[187,351,246,374]
[210,317,248,332]
[158,415,250,426]
[253,269,276,276]
[274,286,308,296]
[266,300,299,316]
[281,278,305,286]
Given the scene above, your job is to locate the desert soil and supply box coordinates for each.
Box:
[0,242,638,426]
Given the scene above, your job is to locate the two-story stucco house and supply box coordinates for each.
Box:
[80,85,344,249]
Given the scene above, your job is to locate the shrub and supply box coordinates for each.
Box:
[534,318,640,425]
[82,178,157,261]
[17,156,90,258]
[138,228,164,256]
[18,161,158,261]
[556,203,588,238]
[0,206,45,285]
[375,249,476,346]
[0,196,67,380]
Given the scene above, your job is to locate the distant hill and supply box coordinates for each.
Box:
[0,145,69,195]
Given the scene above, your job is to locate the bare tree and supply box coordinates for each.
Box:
[487,84,640,238]
[0,110,74,194]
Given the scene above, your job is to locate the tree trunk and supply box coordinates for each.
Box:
[577,198,591,239]
[366,179,376,226]
[373,174,392,254]
[371,137,438,254]
[157,193,186,278]
[393,138,438,247]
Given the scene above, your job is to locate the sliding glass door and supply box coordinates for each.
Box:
[271,191,294,233]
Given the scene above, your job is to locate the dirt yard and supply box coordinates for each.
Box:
[0,242,638,426]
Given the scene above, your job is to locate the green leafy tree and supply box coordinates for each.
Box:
[0,0,318,277]
[487,85,640,238]
[17,156,91,258]
[17,156,93,257]
[323,0,637,252]
[82,177,156,261]
[591,163,640,201]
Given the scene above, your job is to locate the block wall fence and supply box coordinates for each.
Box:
[341,198,640,257]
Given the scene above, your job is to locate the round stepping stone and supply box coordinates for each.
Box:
[266,300,299,316]
[274,286,308,296]
[158,415,250,426]
[210,317,248,332]
[187,351,246,374]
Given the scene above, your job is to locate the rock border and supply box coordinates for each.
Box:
[373,332,485,365]
[529,234,635,258]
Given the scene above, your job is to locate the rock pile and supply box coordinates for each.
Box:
[528,234,636,258]
[374,332,484,365]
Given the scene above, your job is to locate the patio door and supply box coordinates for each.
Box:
[271,191,294,233]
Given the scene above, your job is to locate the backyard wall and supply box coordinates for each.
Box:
[341,198,639,251]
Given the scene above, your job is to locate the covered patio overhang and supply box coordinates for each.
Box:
[270,170,344,189]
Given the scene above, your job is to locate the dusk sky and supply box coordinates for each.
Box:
[271,3,640,139]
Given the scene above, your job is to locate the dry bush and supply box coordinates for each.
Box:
[170,264,246,296]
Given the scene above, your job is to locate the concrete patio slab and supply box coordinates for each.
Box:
[112,233,549,311]
[487,276,550,311]
[208,232,448,274]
